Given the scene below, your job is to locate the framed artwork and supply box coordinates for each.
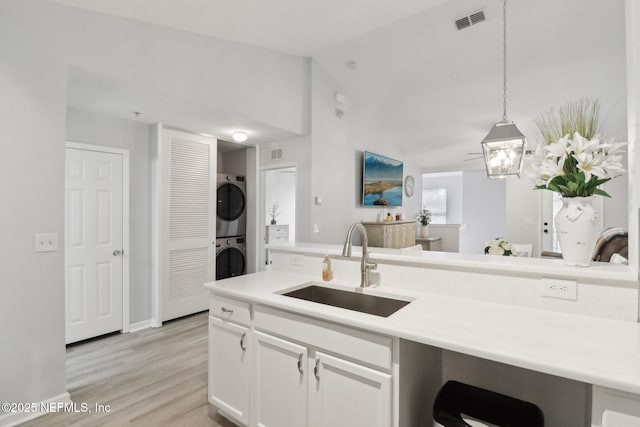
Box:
[362,151,403,206]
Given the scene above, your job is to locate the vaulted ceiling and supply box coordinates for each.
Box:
[53,0,628,171]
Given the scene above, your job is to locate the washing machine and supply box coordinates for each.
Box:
[216,174,246,237]
[216,236,246,280]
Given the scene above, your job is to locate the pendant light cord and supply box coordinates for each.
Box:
[502,0,508,122]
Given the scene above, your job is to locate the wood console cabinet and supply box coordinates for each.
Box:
[363,221,416,249]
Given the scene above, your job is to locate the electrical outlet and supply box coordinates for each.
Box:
[34,232,59,252]
[541,278,577,300]
[291,254,305,266]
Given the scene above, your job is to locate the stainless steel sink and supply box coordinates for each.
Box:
[281,284,411,317]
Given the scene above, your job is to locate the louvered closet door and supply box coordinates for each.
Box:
[161,129,216,321]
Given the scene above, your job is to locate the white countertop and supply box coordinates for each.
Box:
[266,242,638,283]
[206,270,640,395]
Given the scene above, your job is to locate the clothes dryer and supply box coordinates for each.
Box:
[216,174,246,237]
[215,236,246,280]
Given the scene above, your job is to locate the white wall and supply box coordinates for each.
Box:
[0,0,310,412]
[59,7,309,136]
[0,0,67,412]
[626,0,640,272]
[460,170,506,254]
[427,224,463,253]
[422,172,463,224]
[310,60,422,244]
[603,169,629,229]
[219,148,248,176]
[66,108,152,323]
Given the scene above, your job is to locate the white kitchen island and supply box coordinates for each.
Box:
[206,243,640,427]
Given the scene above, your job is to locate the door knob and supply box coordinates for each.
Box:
[113,249,123,256]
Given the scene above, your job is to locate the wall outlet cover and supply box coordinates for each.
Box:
[291,255,305,266]
[541,278,577,301]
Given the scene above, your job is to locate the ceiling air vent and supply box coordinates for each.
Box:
[455,9,486,31]
[270,147,283,161]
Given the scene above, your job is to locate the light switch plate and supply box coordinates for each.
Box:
[34,232,59,252]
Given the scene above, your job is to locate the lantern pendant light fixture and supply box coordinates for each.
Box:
[481,0,526,179]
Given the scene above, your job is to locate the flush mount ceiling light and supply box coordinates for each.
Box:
[232,131,248,143]
[481,0,526,179]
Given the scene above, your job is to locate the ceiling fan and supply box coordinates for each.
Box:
[464,152,483,162]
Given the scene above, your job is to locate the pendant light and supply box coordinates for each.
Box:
[481,0,526,179]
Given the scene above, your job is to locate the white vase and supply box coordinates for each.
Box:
[554,196,599,266]
[420,225,430,238]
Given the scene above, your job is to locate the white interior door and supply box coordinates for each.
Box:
[65,148,124,344]
[159,129,216,322]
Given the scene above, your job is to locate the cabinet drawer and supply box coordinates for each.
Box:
[269,226,288,234]
[268,234,288,242]
[210,294,251,326]
[254,305,392,371]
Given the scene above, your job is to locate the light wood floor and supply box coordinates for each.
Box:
[23,312,236,427]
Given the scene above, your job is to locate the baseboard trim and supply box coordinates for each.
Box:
[0,392,71,427]
[129,319,153,333]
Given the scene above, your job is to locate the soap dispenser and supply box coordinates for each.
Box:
[322,254,333,281]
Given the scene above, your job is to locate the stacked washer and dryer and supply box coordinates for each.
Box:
[216,174,247,280]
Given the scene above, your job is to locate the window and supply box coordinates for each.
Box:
[422,188,447,224]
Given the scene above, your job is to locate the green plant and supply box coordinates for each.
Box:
[268,202,280,221]
[484,238,513,256]
[529,98,625,198]
[416,208,431,226]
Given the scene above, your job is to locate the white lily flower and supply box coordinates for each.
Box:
[573,151,606,182]
[546,135,569,159]
[539,158,565,186]
[488,246,505,256]
[528,100,626,197]
[568,132,600,155]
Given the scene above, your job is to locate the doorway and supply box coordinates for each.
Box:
[263,166,297,266]
[65,142,130,343]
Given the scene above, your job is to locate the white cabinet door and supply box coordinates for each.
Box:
[602,412,640,426]
[209,317,250,426]
[593,386,640,427]
[310,351,392,427]
[65,147,124,343]
[254,331,308,427]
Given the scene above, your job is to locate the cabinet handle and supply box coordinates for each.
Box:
[240,332,247,351]
[314,359,320,380]
[297,354,304,374]
[221,307,234,314]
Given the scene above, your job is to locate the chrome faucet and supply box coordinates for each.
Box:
[342,223,378,287]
